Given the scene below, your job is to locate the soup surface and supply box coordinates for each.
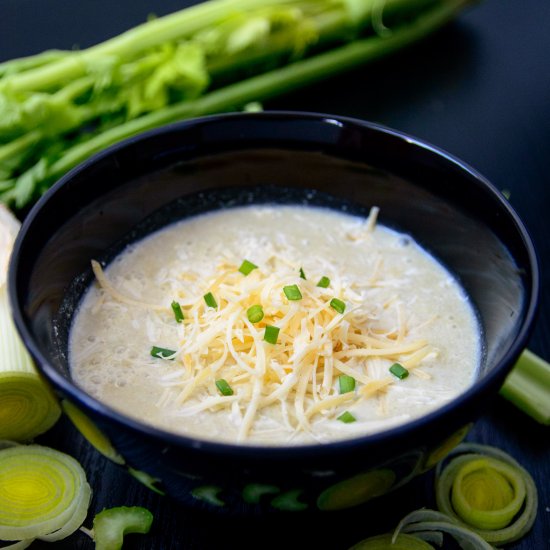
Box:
[70,205,480,445]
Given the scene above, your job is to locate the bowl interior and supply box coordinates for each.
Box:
[11,113,537,441]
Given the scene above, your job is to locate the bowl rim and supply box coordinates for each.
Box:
[9,110,540,458]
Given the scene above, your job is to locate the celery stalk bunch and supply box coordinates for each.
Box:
[0,0,472,209]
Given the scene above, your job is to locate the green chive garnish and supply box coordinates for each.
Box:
[337,411,356,424]
[283,284,302,301]
[150,346,177,360]
[339,375,356,394]
[264,325,280,345]
[247,304,264,324]
[171,300,184,323]
[389,363,409,380]
[216,379,234,396]
[204,292,218,309]
[239,259,257,276]
[330,298,346,314]
[299,267,307,280]
[317,276,330,288]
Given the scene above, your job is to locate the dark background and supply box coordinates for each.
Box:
[1,0,549,548]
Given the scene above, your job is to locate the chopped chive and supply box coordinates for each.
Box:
[317,276,330,288]
[283,284,302,301]
[299,267,307,280]
[204,292,218,309]
[339,375,356,394]
[238,259,257,276]
[215,379,234,396]
[150,346,177,360]
[247,304,264,324]
[171,300,184,323]
[330,298,346,314]
[337,411,356,424]
[389,363,409,380]
[264,325,280,345]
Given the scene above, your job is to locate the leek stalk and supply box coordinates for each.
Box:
[0,206,61,441]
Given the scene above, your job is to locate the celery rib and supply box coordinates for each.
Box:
[500,349,550,425]
[45,0,469,186]
[1,0,474,208]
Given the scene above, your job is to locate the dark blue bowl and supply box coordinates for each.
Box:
[9,112,539,514]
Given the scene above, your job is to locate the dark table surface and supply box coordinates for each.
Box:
[2,0,549,548]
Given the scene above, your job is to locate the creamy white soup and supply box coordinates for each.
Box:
[69,205,480,445]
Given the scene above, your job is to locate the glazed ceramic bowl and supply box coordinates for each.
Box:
[9,112,539,514]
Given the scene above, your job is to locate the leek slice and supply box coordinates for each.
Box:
[435,443,538,544]
[349,533,435,549]
[0,205,61,441]
[393,509,495,549]
[0,444,91,543]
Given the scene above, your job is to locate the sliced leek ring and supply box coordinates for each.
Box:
[435,443,538,544]
[350,533,435,549]
[0,444,91,543]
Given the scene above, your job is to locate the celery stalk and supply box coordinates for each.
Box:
[2,0,369,94]
[500,349,550,425]
[92,506,153,550]
[0,0,475,209]
[7,0,469,207]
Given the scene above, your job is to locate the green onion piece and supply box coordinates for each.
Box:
[283,284,302,301]
[246,304,264,323]
[330,298,346,314]
[150,346,177,360]
[337,411,356,423]
[238,259,257,276]
[92,506,153,550]
[389,363,409,379]
[215,379,234,396]
[339,375,356,394]
[171,300,184,323]
[299,267,307,280]
[435,443,538,545]
[264,325,280,345]
[317,276,330,288]
[203,292,218,309]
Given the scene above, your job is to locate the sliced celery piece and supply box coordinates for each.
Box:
[500,349,550,425]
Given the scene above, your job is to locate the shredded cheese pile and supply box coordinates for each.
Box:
[91,208,437,442]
